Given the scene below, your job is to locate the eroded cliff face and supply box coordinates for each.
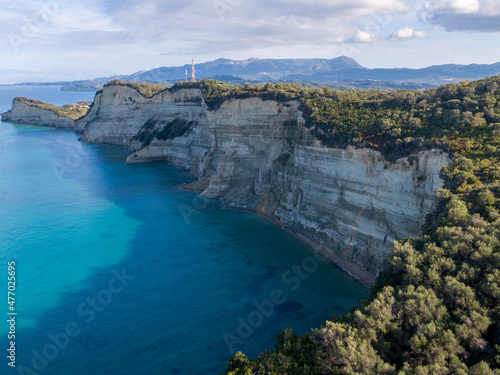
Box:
[1,100,76,129]
[78,87,207,143]
[272,146,449,275]
[46,85,453,279]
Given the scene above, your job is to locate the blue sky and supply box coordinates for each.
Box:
[1,0,500,82]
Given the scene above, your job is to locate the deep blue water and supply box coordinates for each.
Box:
[0,86,367,375]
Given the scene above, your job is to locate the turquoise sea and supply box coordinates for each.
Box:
[0,86,367,374]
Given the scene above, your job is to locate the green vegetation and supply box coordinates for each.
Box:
[131,118,196,147]
[16,97,91,120]
[220,77,500,374]
[105,79,168,97]
[132,118,158,146]
[156,118,195,140]
[168,77,499,162]
[297,80,500,162]
[316,79,436,91]
[28,77,497,372]
[60,84,102,92]
[109,78,300,109]
[274,153,291,166]
[171,79,301,110]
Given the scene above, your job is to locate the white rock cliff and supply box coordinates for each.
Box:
[1,100,76,129]
[3,84,451,283]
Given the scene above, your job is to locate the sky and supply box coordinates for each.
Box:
[1,0,500,82]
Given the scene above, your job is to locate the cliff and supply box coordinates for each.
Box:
[1,97,89,130]
[75,84,450,283]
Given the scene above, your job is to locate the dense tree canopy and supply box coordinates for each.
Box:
[200,77,500,374]
[105,80,167,97]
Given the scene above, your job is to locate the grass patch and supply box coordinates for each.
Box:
[15,97,91,120]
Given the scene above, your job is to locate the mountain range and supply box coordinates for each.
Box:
[6,56,500,89]
[0,67,116,85]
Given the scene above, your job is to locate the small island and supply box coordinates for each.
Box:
[1,97,91,129]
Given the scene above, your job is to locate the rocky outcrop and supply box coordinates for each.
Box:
[271,146,449,275]
[17,84,452,282]
[1,99,76,129]
[77,86,207,143]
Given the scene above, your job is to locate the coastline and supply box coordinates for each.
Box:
[261,211,376,288]
[3,89,443,285]
[4,118,378,289]
[292,233,376,288]
[184,182,376,288]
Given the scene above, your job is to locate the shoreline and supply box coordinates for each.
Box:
[291,233,376,288]
[258,211,376,288]
[184,181,377,288]
[5,119,377,288]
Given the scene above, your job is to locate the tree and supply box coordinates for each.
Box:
[407,117,422,129]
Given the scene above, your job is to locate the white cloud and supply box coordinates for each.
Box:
[424,0,500,31]
[389,26,427,40]
[83,0,411,48]
[355,31,378,43]
[1,0,499,76]
[53,3,124,33]
[425,0,480,14]
[0,0,415,55]
[445,0,480,13]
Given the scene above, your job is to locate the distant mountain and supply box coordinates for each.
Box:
[125,57,500,87]
[0,67,116,85]
[286,63,500,84]
[7,57,500,90]
[128,56,364,82]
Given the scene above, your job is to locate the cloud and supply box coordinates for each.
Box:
[41,0,410,49]
[424,0,500,31]
[440,0,480,13]
[53,3,124,33]
[389,26,427,40]
[355,31,378,43]
[7,0,500,76]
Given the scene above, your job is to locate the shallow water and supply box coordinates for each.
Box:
[0,86,367,374]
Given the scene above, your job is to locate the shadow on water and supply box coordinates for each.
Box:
[6,125,368,375]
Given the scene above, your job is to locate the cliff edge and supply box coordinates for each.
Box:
[1,83,451,284]
[75,83,450,283]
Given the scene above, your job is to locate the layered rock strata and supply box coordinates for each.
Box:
[1,99,76,129]
[3,84,451,283]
